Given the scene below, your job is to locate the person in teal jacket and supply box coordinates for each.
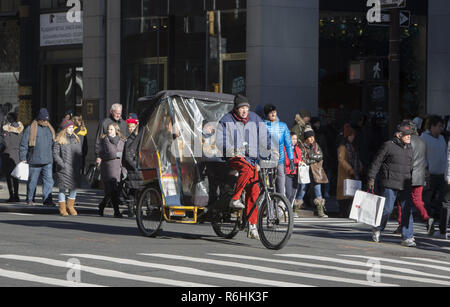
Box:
[264,104,295,196]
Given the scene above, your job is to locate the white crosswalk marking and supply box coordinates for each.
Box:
[64,253,306,287]
[340,255,450,275]
[403,257,450,266]
[0,255,212,287]
[141,253,394,287]
[279,254,450,286]
[0,267,102,287]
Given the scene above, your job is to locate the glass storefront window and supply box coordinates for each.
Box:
[121,0,247,113]
[319,0,428,124]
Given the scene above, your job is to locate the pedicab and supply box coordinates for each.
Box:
[134,91,293,250]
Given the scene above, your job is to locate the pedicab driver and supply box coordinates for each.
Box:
[216,95,272,240]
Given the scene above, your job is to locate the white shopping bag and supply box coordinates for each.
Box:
[349,190,385,227]
[11,162,29,181]
[344,179,362,197]
[298,164,311,184]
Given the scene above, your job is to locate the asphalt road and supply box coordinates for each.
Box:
[0,209,449,289]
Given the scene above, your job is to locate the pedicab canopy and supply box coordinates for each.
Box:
[137,91,236,207]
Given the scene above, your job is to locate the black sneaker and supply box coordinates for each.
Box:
[427,218,435,236]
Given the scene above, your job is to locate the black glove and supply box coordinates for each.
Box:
[289,160,295,173]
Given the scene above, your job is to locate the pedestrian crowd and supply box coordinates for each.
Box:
[0,97,448,247]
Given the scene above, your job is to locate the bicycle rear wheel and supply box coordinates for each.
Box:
[257,193,293,250]
[212,210,240,239]
[136,187,164,237]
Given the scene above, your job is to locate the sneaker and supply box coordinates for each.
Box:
[437,233,448,240]
[372,229,381,243]
[27,201,35,206]
[248,224,260,240]
[401,238,417,248]
[230,199,245,210]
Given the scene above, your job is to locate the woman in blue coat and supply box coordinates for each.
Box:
[263,104,295,196]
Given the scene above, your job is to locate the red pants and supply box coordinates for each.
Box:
[397,186,430,224]
[229,157,260,225]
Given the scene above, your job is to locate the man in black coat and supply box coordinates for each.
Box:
[367,123,415,247]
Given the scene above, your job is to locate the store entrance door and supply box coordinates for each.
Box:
[42,65,83,128]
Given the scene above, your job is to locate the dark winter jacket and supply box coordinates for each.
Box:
[123,130,143,189]
[53,134,83,190]
[1,122,24,173]
[410,134,427,187]
[99,135,126,182]
[368,137,413,191]
[19,123,54,165]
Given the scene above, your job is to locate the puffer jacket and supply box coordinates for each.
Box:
[53,134,83,190]
[410,134,427,187]
[265,118,294,165]
[368,137,413,191]
[1,122,24,173]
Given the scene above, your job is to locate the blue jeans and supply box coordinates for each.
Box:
[296,182,322,201]
[58,189,77,202]
[376,188,414,240]
[27,163,54,203]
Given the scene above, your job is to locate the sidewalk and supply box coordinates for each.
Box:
[0,181,340,218]
[0,181,102,215]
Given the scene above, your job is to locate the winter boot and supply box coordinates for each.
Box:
[67,198,78,216]
[314,198,328,218]
[58,201,69,217]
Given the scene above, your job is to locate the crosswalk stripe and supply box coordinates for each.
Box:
[209,253,398,287]
[141,253,391,287]
[64,254,306,287]
[403,257,450,266]
[279,254,450,286]
[0,267,102,287]
[0,255,212,287]
[341,255,450,275]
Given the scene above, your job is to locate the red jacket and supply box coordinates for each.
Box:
[284,144,304,176]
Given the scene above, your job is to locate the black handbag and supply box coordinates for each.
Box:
[87,164,101,188]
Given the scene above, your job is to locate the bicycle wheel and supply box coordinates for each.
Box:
[136,187,164,237]
[257,193,293,250]
[212,210,240,239]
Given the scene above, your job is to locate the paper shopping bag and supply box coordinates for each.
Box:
[298,164,311,184]
[11,162,29,181]
[350,190,385,227]
[344,179,362,197]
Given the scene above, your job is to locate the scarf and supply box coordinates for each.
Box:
[29,120,55,147]
[232,111,250,125]
[108,135,120,145]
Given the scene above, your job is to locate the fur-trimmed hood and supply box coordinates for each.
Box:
[3,122,24,135]
[294,114,306,127]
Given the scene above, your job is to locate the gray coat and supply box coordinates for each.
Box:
[1,123,24,174]
[411,134,427,187]
[99,135,125,182]
[53,134,83,190]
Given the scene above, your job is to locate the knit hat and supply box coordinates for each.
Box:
[397,123,413,135]
[127,113,139,125]
[263,104,277,116]
[303,127,315,139]
[37,108,50,121]
[60,119,74,130]
[343,123,355,138]
[234,95,250,110]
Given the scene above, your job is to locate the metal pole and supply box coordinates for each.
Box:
[388,8,401,135]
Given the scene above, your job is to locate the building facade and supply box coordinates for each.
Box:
[11,0,450,164]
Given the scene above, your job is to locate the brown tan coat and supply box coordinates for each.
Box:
[336,144,360,201]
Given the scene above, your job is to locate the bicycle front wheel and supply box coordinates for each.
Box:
[136,186,164,237]
[257,193,293,250]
